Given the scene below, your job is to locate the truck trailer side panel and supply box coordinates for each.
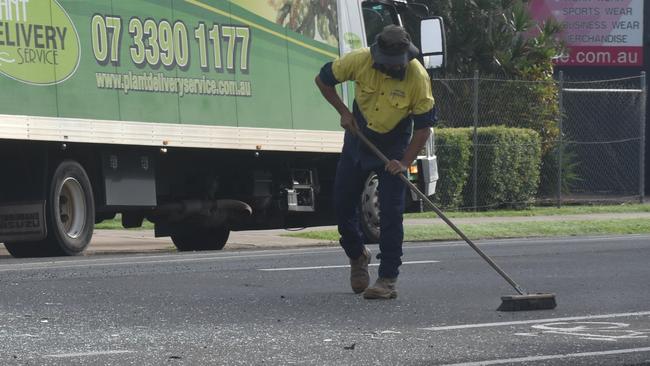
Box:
[0,0,344,150]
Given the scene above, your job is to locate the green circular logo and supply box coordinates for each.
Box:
[344,32,362,50]
[0,0,80,85]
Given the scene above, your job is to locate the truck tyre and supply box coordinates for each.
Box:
[4,160,95,257]
[359,173,380,244]
[171,225,230,251]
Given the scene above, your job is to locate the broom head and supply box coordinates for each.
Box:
[497,293,557,311]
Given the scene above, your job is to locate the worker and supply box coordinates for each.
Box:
[315,25,436,299]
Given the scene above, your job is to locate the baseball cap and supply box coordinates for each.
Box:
[370,25,420,65]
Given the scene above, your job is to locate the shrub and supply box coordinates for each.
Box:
[432,128,472,208]
[461,126,541,209]
[538,144,582,196]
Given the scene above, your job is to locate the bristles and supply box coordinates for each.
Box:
[497,293,557,311]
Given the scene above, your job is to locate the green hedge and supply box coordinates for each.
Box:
[462,126,541,208]
[432,128,472,208]
[432,126,541,209]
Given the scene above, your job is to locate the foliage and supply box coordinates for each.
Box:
[461,126,542,209]
[476,78,559,156]
[538,143,582,196]
[432,128,472,208]
[417,0,565,78]
[431,127,541,209]
[420,0,564,156]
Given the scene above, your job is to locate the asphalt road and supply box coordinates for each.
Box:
[0,235,649,365]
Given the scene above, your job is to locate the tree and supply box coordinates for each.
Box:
[422,0,563,150]
[416,0,573,198]
[419,0,564,79]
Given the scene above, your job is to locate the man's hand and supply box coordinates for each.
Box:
[385,159,407,175]
[394,128,431,176]
[340,111,359,135]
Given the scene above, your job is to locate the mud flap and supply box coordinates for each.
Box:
[0,201,47,242]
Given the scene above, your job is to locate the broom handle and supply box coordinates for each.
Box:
[356,131,527,295]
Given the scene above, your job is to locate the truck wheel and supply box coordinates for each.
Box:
[359,173,380,244]
[4,160,95,257]
[171,225,230,251]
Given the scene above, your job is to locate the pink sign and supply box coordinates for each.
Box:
[530,0,644,67]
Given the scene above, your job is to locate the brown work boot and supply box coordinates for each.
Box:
[363,277,398,299]
[349,247,371,293]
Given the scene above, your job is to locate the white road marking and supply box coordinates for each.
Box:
[2,234,646,273]
[0,250,342,273]
[439,347,650,366]
[2,234,646,272]
[420,311,650,331]
[531,321,650,342]
[258,260,439,271]
[0,248,345,269]
[44,350,133,358]
[582,337,617,342]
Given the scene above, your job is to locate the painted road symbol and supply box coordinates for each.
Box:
[515,321,650,342]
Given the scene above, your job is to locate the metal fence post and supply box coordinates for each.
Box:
[473,70,479,211]
[640,71,646,203]
[557,71,564,208]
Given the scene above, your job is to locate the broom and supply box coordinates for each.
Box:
[356,130,557,311]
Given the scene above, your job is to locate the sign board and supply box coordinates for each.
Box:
[530,0,644,67]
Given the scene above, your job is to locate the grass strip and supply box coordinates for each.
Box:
[404,203,650,219]
[95,204,650,230]
[286,218,650,242]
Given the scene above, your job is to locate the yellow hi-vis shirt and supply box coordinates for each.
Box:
[331,48,435,133]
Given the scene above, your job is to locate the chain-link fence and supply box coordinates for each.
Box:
[431,72,646,209]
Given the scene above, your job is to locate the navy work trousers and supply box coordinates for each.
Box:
[334,131,407,279]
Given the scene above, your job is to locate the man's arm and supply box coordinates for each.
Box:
[385,128,431,175]
[403,128,431,166]
[314,75,358,134]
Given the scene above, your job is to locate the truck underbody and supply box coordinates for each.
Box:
[0,139,350,256]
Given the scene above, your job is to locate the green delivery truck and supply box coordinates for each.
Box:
[0,0,445,257]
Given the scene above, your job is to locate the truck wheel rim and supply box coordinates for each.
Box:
[361,175,381,229]
[59,177,86,239]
